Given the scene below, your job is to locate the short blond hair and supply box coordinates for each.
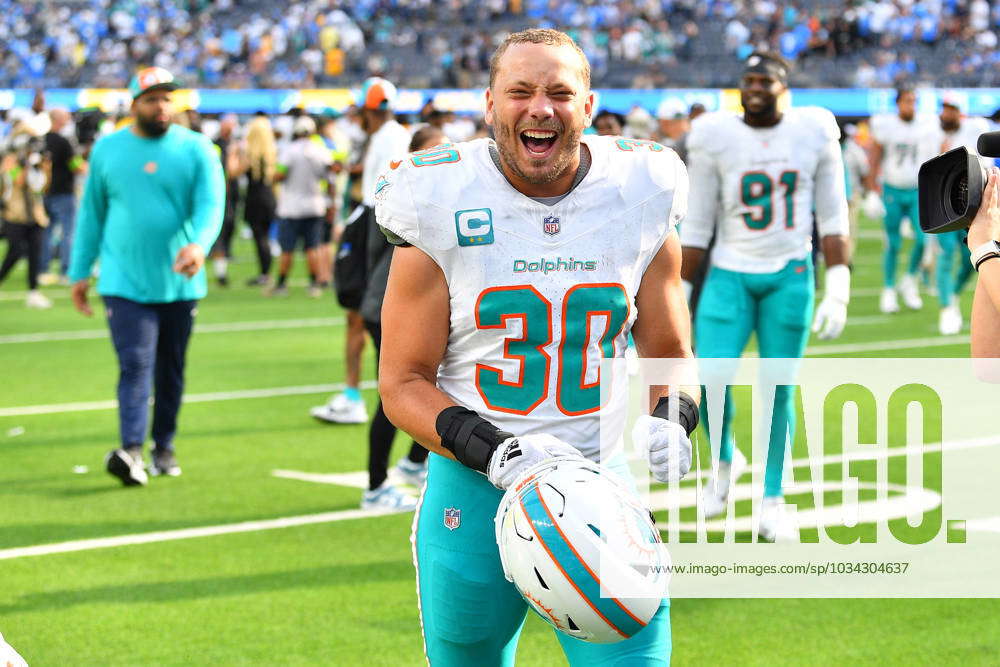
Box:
[489,28,591,90]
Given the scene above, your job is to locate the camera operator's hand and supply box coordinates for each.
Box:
[968,167,1000,249]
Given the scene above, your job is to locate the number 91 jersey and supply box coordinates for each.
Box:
[375,135,687,458]
[682,107,849,274]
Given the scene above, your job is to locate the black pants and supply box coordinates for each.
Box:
[365,319,428,490]
[248,217,272,276]
[245,194,274,276]
[0,222,43,290]
[210,211,236,257]
[103,296,196,452]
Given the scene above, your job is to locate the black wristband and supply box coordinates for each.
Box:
[435,406,513,473]
[975,253,1000,272]
[651,391,700,437]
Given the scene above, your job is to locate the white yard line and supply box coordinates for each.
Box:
[845,314,894,326]
[6,435,996,561]
[0,380,378,417]
[0,507,401,561]
[0,328,970,417]
[806,334,967,356]
[0,317,342,344]
[0,290,69,302]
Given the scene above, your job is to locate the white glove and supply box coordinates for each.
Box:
[681,279,693,303]
[487,434,583,490]
[632,415,692,483]
[862,190,885,220]
[812,264,850,340]
[0,633,27,667]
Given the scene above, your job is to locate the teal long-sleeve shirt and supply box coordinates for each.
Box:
[68,124,225,303]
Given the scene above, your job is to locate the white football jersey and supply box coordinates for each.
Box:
[937,116,993,169]
[376,135,687,457]
[869,113,940,189]
[682,107,849,274]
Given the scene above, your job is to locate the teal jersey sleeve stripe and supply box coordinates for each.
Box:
[519,484,645,639]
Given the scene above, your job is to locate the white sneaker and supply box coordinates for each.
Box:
[25,290,52,309]
[879,287,899,314]
[899,274,923,310]
[702,448,748,519]
[361,482,417,512]
[393,458,428,488]
[939,303,962,335]
[310,392,368,424]
[758,496,798,542]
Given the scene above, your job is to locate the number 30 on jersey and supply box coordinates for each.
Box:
[474,283,629,416]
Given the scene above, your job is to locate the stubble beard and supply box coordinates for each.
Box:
[494,121,581,187]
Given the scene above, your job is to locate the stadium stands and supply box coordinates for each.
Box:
[1,0,997,90]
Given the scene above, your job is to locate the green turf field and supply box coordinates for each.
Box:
[2,223,999,666]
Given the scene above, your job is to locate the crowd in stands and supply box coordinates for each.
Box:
[1,0,998,91]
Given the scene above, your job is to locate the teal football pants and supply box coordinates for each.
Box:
[882,185,924,288]
[413,454,671,666]
[936,230,959,307]
[935,230,973,307]
[694,259,814,498]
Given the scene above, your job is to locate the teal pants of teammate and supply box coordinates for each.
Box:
[936,230,974,307]
[694,258,814,498]
[882,184,925,288]
[414,455,671,666]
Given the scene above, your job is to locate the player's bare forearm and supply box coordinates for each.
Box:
[971,267,1000,357]
[865,142,883,192]
[680,245,706,282]
[634,233,698,409]
[820,234,851,267]
[378,245,459,459]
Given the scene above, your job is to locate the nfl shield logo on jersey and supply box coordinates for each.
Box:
[443,507,461,530]
[543,215,560,236]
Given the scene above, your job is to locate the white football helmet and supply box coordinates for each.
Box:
[494,456,669,644]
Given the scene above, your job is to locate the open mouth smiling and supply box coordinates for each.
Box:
[520,128,559,158]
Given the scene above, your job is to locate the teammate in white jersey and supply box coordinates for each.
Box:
[930,94,992,334]
[866,88,940,313]
[681,51,852,541]
[378,29,694,665]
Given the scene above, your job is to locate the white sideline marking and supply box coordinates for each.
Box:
[272,469,369,489]
[965,517,1000,533]
[0,380,378,417]
[806,334,967,356]
[0,328,972,417]
[0,508,401,561]
[846,314,893,326]
[0,317,342,344]
[5,436,999,561]
[0,290,69,302]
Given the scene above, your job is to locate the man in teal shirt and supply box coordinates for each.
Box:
[68,67,225,486]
